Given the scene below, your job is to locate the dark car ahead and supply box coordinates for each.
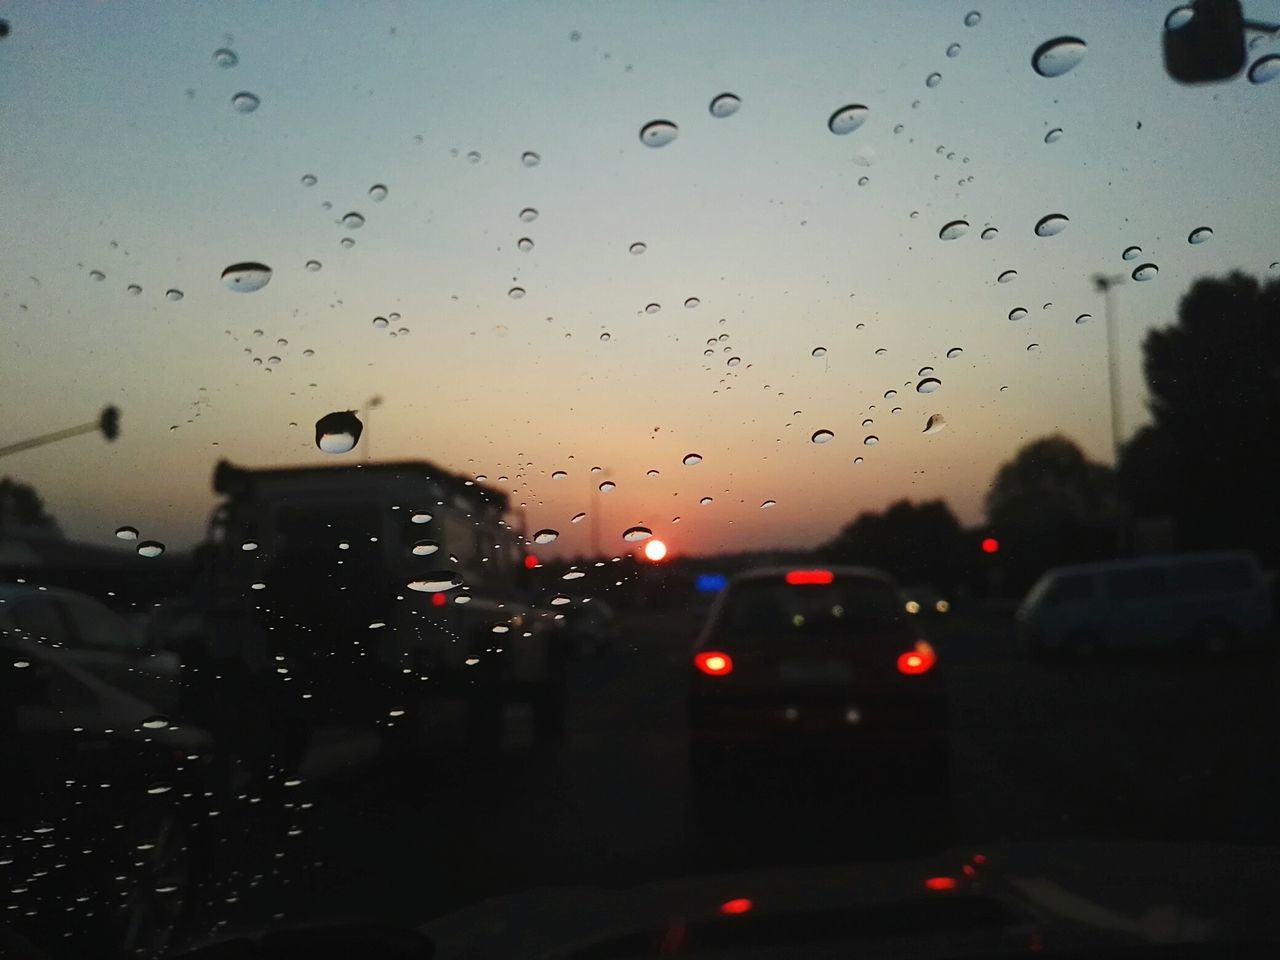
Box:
[688,567,948,791]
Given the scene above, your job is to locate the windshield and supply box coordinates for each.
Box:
[3,1,1279,956]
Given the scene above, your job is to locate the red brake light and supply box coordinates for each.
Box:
[719,897,753,915]
[897,641,936,675]
[694,651,734,677]
[523,555,539,569]
[924,876,957,891]
[785,569,834,585]
[431,593,448,608]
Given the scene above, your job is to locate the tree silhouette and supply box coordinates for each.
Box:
[821,499,965,589]
[985,435,1118,590]
[0,477,62,537]
[1121,272,1280,561]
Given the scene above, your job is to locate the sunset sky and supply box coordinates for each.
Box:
[2,0,1277,559]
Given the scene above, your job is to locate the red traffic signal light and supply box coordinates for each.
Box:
[980,537,1000,554]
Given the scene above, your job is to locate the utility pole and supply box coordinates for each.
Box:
[0,406,120,460]
[1092,274,1126,466]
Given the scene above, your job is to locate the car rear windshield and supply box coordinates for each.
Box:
[719,578,903,637]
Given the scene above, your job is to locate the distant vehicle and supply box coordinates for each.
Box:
[1,631,214,958]
[901,584,951,617]
[561,598,623,655]
[0,582,181,713]
[687,567,948,793]
[197,460,569,750]
[1017,551,1273,658]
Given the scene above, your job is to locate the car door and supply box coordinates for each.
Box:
[56,591,181,713]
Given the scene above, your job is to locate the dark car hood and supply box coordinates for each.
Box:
[417,842,1280,959]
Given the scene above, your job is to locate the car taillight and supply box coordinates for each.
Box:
[785,569,834,585]
[694,650,734,677]
[897,640,936,676]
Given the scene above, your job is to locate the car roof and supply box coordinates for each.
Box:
[1040,550,1259,581]
[726,565,898,586]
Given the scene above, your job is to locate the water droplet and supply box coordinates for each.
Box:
[684,297,700,309]
[946,347,964,359]
[1075,313,1092,324]
[315,410,363,453]
[642,302,662,315]
[599,481,616,493]
[115,525,139,540]
[875,347,887,356]
[997,269,1017,283]
[917,377,942,394]
[301,174,317,187]
[410,540,439,557]
[231,91,260,113]
[682,453,702,466]
[699,497,714,506]
[1132,262,1158,281]
[1122,245,1142,261]
[1027,343,1040,351]
[466,150,481,163]
[141,715,170,730]
[811,346,827,358]
[213,48,238,68]
[709,93,742,118]
[947,43,962,58]
[939,219,969,240]
[305,259,322,272]
[509,286,526,299]
[923,413,947,435]
[221,262,272,292]
[126,283,142,295]
[407,574,464,593]
[411,511,433,524]
[640,120,679,147]
[517,237,534,252]
[828,104,869,135]
[88,269,106,281]
[726,356,741,367]
[340,237,355,249]
[622,526,652,542]
[1165,6,1194,29]
[1034,213,1069,237]
[1188,226,1213,244]
[1044,127,1063,144]
[552,470,568,480]
[629,241,646,255]
[857,176,870,186]
[1009,307,1028,321]
[519,151,542,168]
[918,366,935,376]
[267,355,281,365]
[368,183,388,202]
[165,288,184,301]
[519,207,539,223]
[571,512,587,524]
[964,10,982,27]
[863,435,879,446]
[549,595,572,608]
[1032,37,1087,78]
[980,227,998,240]
[925,72,943,88]
[1247,54,1280,84]
[372,316,389,329]
[600,332,611,342]
[147,783,173,795]
[341,212,365,229]
[811,429,835,444]
[533,529,559,544]
[136,541,165,558]
[241,540,259,552]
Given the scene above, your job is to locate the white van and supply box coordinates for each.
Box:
[1017,551,1272,657]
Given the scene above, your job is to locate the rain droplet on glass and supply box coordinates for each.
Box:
[811,429,835,444]
[946,43,962,57]
[1009,307,1028,321]
[115,525,139,540]
[683,453,702,466]
[231,91,260,113]
[221,262,272,292]
[315,410,363,453]
[213,48,238,68]
[997,269,1017,283]
[622,526,652,542]
[684,297,700,308]
[925,72,943,88]
[923,413,947,435]
[980,227,998,240]
[1075,313,1092,324]
[1122,245,1142,261]
[1188,226,1213,244]
[640,120,679,147]
[369,184,388,201]
[509,286,526,299]
[521,151,541,167]
[1247,54,1280,84]
[599,481,616,493]
[533,529,559,545]
[517,237,534,252]
[964,11,982,27]
[629,241,646,255]
[165,289,184,301]
[827,104,869,135]
[1132,263,1158,281]
[137,541,165,558]
[939,219,969,240]
[341,212,365,229]
[1034,213,1069,237]
[917,377,942,394]
[1031,37,1088,78]
[709,93,742,118]
[946,347,963,358]
[1044,128,1064,144]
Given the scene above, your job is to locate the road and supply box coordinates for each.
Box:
[181,606,1280,946]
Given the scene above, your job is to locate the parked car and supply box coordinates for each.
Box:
[1017,551,1272,659]
[1,629,215,958]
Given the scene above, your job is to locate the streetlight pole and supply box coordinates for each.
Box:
[1092,274,1126,466]
[362,395,383,462]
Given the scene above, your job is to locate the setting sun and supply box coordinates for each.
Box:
[642,538,668,562]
